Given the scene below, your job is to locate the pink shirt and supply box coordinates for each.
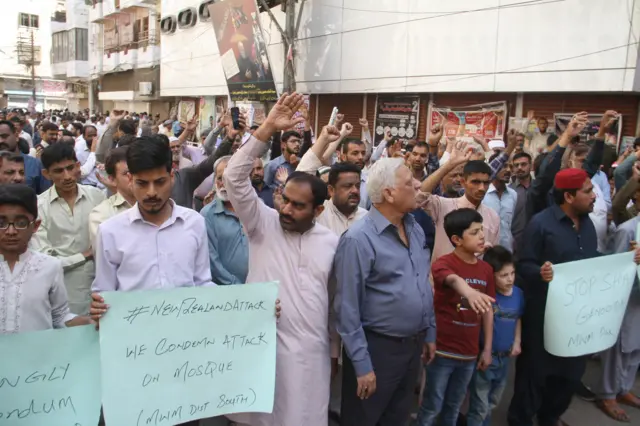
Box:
[423,193,501,264]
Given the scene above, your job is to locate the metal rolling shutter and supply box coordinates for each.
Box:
[317,94,365,136]
[522,93,640,137]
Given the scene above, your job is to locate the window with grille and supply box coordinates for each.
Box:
[18,13,39,28]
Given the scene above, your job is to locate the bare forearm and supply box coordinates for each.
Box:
[482,310,494,353]
[421,161,456,193]
[444,274,474,298]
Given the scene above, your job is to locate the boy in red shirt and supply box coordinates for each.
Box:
[415,208,496,426]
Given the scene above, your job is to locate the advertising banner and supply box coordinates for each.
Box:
[209,0,278,102]
[554,113,622,151]
[429,101,508,143]
[373,95,420,147]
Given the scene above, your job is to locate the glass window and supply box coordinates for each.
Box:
[30,15,39,28]
[19,13,29,27]
[75,29,88,61]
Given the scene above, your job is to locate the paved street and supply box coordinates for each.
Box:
[200,359,639,426]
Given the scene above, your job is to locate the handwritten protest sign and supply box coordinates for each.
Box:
[100,282,279,426]
[0,325,101,426]
[544,252,636,357]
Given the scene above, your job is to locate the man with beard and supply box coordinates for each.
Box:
[201,155,248,285]
[408,141,430,181]
[482,154,517,251]
[506,168,635,426]
[0,151,25,184]
[510,152,532,258]
[224,93,339,426]
[298,126,368,235]
[0,120,49,193]
[31,144,105,315]
[523,112,552,159]
[264,130,301,187]
[169,136,193,170]
[251,157,275,208]
[337,137,371,209]
[91,136,212,293]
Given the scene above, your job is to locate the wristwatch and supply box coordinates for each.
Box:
[84,253,94,262]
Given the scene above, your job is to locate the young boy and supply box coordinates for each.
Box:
[415,208,496,426]
[466,245,524,426]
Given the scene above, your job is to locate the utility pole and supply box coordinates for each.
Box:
[283,0,296,93]
[30,29,36,109]
[259,0,305,94]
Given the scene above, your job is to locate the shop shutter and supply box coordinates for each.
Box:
[317,94,365,136]
[522,93,640,137]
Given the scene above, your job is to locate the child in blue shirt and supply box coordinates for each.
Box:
[466,245,525,426]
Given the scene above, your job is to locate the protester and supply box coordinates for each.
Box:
[0,184,90,334]
[482,153,517,251]
[334,157,436,426]
[415,208,495,426]
[88,146,135,249]
[0,120,49,193]
[31,143,105,315]
[0,151,25,184]
[201,155,248,285]
[264,130,301,187]
[224,93,339,426]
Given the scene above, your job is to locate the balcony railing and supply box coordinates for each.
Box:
[104,24,142,54]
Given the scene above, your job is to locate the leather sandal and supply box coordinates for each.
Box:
[596,399,631,423]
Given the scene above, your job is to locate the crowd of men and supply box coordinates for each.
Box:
[0,94,639,426]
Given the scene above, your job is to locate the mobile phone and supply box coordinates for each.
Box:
[328,107,338,126]
[230,107,240,130]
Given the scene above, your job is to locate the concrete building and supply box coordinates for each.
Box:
[160,0,640,139]
[51,0,91,112]
[88,0,169,115]
[0,0,67,111]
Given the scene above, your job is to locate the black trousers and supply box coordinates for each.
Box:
[340,329,424,426]
[507,352,586,426]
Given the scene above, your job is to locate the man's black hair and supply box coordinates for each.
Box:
[338,138,364,154]
[328,162,361,187]
[286,171,328,208]
[41,121,59,134]
[281,131,302,143]
[552,187,578,206]
[117,134,137,147]
[126,136,172,175]
[71,122,83,134]
[411,141,429,152]
[443,208,483,243]
[483,245,514,273]
[61,129,74,137]
[9,116,23,125]
[105,146,129,177]
[463,160,492,177]
[512,152,532,163]
[118,119,137,136]
[41,143,77,170]
[0,184,38,219]
[0,151,24,164]
[0,120,16,133]
[633,137,640,150]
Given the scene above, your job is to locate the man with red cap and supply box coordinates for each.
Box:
[508,168,640,426]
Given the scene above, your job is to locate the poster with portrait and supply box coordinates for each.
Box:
[209,0,278,102]
[373,95,420,147]
[554,113,622,151]
[178,100,196,123]
[428,101,507,144]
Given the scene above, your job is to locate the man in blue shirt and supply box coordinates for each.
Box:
[0,120,50,194]
[200,155,248,285]
[264,130,301,187]
[509,168,599,426]
[334,157,436,426]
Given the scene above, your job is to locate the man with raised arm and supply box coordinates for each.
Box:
[223,93,340,426]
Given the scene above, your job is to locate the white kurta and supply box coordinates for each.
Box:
[224,136,339,426]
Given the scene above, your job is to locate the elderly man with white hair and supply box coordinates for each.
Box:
[333,157,437,426]
[200,154,248,285]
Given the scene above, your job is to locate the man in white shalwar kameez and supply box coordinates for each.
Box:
[224,93,340,426]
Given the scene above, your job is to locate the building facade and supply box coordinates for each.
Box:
[0,0,67,111]
[160,0,640,139]
[89,0,169,116]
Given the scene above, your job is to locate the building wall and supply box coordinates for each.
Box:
[160,0,640,96]
[0,0,57,78]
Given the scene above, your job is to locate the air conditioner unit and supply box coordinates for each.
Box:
[139,82,153,96]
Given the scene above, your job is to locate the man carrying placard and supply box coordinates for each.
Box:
[508,168,640,426]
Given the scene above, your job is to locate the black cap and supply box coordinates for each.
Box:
[0,184,38,219]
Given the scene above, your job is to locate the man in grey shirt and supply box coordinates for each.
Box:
[333,157,436,426]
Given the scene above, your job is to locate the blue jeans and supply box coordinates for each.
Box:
[467,354,510,426]
[414,356,476,426]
